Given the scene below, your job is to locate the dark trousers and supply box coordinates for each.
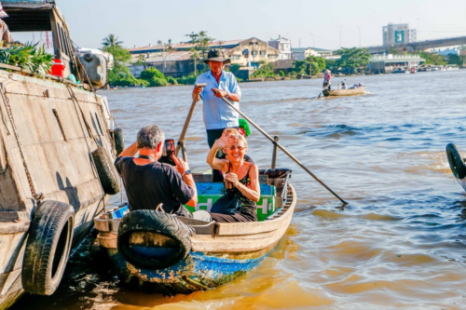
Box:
[207,128,237,182]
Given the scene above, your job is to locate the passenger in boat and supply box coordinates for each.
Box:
[341,81,347,89]
[0,3,13,44]
[115,124,211,221]
[207,134,260,222]
[323,69,331,90]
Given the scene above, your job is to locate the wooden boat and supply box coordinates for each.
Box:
[95,162,296,294]
[323,87,365,97]
[0,2,120,309]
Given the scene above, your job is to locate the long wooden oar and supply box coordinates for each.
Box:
[175,83,206,160]
[220,96,348,205]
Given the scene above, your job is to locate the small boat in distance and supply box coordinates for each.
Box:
[323,87,365,97]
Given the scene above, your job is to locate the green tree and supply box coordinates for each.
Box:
[293,60,308,76]
[102,36,142,87]
[185,31,215,74]
[419,51,446,65]
[334,47,371,71]
[157,39,175,73]
[102,34,123,47]
[306,56,326,75]
[139,67,168,87]
[135,54,146,66]
[252,61,276,78]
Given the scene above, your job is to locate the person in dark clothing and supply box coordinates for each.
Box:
[207,134,260,222]
[115,124,211,221]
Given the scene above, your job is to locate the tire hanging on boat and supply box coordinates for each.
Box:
[92,146,121,195]
[113,127,124,156]
[118,210,193,270]
[22,200,75,296]
[446,143,466,179]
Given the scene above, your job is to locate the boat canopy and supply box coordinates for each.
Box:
[2,0,80,81]
[2,0,58,32]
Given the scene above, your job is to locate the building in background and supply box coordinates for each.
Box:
[383,23,417,46]
[268,36,292,60]
[292,47,334,60]
[127,38,280,77]
[367,54,425,73]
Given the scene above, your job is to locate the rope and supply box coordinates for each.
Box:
[0,83,37,197]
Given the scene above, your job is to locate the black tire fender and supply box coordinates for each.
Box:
[113,127,124,156]
[92,146,121,195]
[117,210,192,270]
[446,143,466,179]
[22,200,75,296]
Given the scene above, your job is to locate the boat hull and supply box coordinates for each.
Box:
[106,249,268,294]
[324,87,365,97]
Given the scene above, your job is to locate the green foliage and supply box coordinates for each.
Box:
[229,64,242,76]
[293,60,308,75]
[278,70,285,77]
[307,56,326,75]
[166,76,177,85]
[139,67,169,87]
[419,51,446,65]
[102,34,123,47]
[0,42,53,78]
[252,62,276,78]
[176,73,197,85]
[334,47,371,69]
[135,54,146,66]
[140,67,165,80]
[185,31,214,75]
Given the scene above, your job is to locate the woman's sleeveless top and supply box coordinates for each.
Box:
[226,161,256,209]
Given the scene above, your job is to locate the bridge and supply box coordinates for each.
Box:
[367,36,466,54]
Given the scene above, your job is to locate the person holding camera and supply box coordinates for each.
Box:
[115,124,211,221]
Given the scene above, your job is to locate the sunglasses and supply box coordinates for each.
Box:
[228,146,246,151]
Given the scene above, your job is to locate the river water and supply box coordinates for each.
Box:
[13,70,466,309]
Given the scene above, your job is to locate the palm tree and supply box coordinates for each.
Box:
[102,34,123,48]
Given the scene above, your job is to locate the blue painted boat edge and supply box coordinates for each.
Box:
[106,249,268,291]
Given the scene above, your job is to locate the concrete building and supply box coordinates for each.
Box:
[383,23,417,46]
[268,36,292,60]
[367,54,425,73]
[127,38,281,77]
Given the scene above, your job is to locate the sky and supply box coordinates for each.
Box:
[26,0,466,50]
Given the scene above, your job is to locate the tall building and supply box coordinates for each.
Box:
[268,36,292,60]
[383,23,417,46]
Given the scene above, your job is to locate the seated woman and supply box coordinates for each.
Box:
[207,134,260,222]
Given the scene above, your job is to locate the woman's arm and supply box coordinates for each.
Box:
[226,164,260,202]
[118,141,138,157]
[206,139,227,171]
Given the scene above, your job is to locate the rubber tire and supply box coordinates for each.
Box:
[92,147,121,195]
[113,127,124,156]
[22,200,75,296]
[118,210,192,270]
[446,143,466,179]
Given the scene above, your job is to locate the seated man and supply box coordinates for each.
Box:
[115,124,211,221]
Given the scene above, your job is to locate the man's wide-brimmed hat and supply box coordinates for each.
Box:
[0,2,9,18]
[203,49,231,64]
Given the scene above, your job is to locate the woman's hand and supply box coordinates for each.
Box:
[171,155,190,175]
[224,172,239,187]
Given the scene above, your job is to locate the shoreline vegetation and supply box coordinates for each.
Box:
[101,33,466,89]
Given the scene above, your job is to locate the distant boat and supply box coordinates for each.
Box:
[323,87,365,97]
[392,68,408,74]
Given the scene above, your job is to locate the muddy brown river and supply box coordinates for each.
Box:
[12,70,466,309]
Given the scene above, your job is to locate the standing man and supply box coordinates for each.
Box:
[323,69,331,90]
[192,49,242,148]
[0,2,13,44]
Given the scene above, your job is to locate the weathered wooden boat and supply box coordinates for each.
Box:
[446,143,466,191]
[0,2,121,309]
[95,165,296,294]
[323,87,365,97]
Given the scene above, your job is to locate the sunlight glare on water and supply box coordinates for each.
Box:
[12,70,466,309]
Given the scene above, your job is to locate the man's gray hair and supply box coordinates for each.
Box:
[137,124,165,149]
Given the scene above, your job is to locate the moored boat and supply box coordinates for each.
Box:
[95,162,296,293]
[0,2,120,309]
[323,87,365,97]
